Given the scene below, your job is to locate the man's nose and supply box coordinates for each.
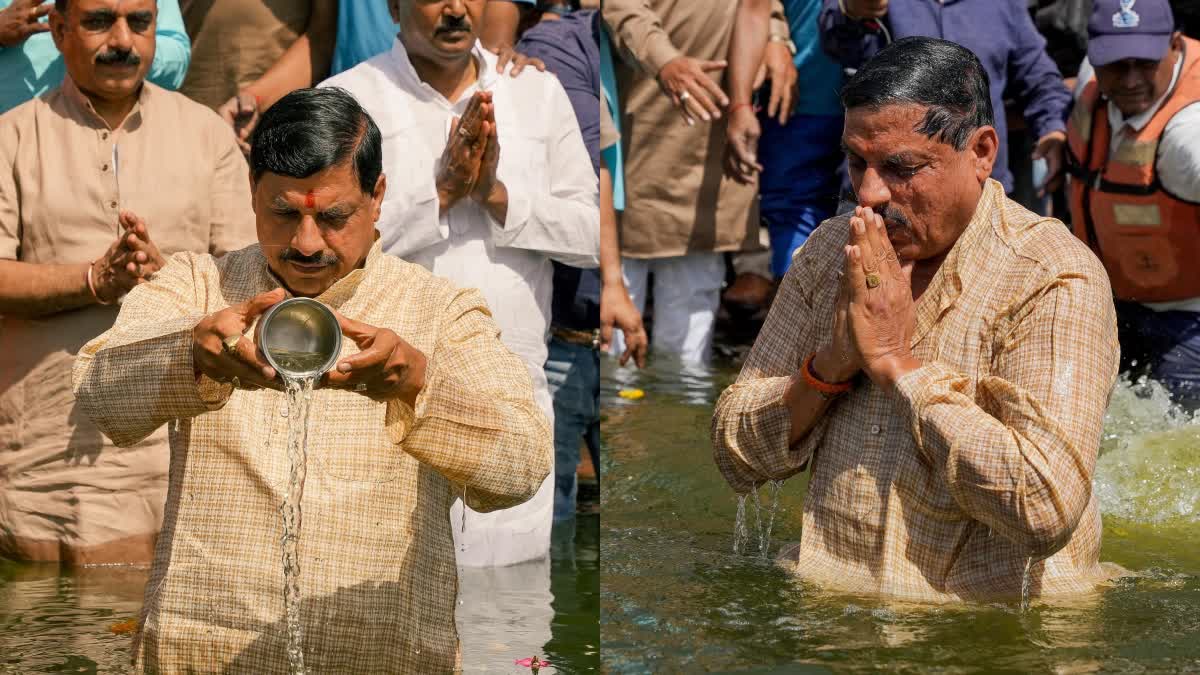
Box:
[444,0,467,16]
[107,18,134,52]
[855,166,892,211]
[291,216,326,256]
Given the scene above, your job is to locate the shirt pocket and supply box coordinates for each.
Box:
[305,389,404,484]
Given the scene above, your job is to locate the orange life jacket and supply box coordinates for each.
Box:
[1066,37,1200,303]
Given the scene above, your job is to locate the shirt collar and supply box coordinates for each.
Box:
[60,75,151,131]
[387,37,498,106]
[910,179,1004,348]
[1107,50,1184,134]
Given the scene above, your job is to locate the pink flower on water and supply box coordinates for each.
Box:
[515,656,550,669]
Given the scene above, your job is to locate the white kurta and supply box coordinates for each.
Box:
[322,40,599,567]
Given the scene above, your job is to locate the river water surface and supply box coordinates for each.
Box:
[601,353,1200,673]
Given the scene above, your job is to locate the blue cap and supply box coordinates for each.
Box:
[1088,0,1175,67]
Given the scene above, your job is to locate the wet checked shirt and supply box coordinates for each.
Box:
[72,242,553,672]
[712,180,1120,602]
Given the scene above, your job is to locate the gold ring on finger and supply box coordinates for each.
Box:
[222,334,240,354]
[865,272,882,289]
[231,376,240,389]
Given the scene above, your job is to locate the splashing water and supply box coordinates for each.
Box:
[733,494,749,555]
[280,376,315,674]
[1019,555,1034,613]
[733,482,787,558]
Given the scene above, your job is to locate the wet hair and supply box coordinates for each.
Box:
[840,37,994,151]
[249,87,382,196]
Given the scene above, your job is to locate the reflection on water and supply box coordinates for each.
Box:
[0,517,599,673]
[601,354,1200,672]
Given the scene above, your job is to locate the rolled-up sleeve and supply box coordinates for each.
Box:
[385,287,553,512]
[893,264,1118,558]
[146,0,191,91]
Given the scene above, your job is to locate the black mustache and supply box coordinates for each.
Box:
[95,49,141,66]
[877,206,910,229]
[435,17,471,34]
[280,249,339,266]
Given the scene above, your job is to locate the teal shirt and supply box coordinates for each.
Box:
[783,0,843,116]
[0,0,190,114]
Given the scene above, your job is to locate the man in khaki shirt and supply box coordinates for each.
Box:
[0,0,256,565]
[712,38,1121,602]
[73,86,551,673]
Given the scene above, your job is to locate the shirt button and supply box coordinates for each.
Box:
[101,163,109,171]
[101,131,109,140]
[109,200,118,209]
[870,424,882,435]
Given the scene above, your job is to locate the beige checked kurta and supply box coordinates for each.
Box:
[712,180,1121,602]
[72,241,553,672]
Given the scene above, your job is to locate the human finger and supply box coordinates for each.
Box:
[699,59,728,73]
[496,47,514,73]
[332,310,378,348]
[752,63,767,91]
[31,1,54,19]
[682,86,717,122]
[849,210,876,273]
[229,336,279,384]
[695,73,730,110]
[860,206,890,272]
[778,80,795,126]
[239,288,287,323]
[670,90,696,126]
[844,244,867,297]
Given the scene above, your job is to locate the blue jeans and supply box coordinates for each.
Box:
[544,337,600,522]
[1117,301,1200,409]
[758,112,844,278]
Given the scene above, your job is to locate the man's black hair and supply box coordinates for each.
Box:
[840,37,994,151]
[249,87,382,196]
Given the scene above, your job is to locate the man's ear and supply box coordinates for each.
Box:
[969,125,999,184]
[372,173,387,223]
[49,7,67,51]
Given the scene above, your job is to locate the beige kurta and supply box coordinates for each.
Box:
[72,241,553,672]
[0,79,256,564]
[603,0,782,258]
[713,180,1122,602]
[180,0,311,109]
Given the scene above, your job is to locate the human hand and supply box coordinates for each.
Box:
[843,0,889,19]
[216,91,260,155]
[0,0,51,49]
[191,288,286,390]
[762,40,797,125]
[657,56,730,126]
[812,265,863,385]
[437,92,489,213]
[1033,130,1066,198]
[843,206,918,388]
[600,283,647,368]
[724,103,763,184]
[323,312,427,408]
[469,99,503,206]
[494,45,546,77]
[89,211,167,303]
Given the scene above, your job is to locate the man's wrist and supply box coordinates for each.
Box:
[812,347,856,384]
[868,353,922,390]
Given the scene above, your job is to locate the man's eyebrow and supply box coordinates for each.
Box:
[127,10,154,21]
[82,8,117,20]
[319,203,355,219]
[883,152,929,167]
[270,195,299,210]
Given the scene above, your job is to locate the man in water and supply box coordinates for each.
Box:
[72,87,552,671]
[1065,0,1200,408]
[712,37,1120,602]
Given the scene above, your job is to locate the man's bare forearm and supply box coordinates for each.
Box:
[728,0,772,104]
[599,164,623,288]
[0,259,96,318]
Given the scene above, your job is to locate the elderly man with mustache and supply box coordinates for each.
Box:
[0,0,256,565]
[713,37,1122,602]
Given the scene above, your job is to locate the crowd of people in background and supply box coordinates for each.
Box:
[601,0,1200,389]
[2,0,1200,584]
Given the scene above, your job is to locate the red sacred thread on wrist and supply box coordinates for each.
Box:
[802,353,852,395]
[86,261,114,306]
[728,102,757,116]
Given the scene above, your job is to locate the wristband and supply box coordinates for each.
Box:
[728,101,757,116]
[802,353,853,398]
[86,261,114,306]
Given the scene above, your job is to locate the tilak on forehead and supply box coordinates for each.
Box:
[305,190,316,209]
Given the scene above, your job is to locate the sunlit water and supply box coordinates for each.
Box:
[279,375,314,674]
[602,354,1200,673]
